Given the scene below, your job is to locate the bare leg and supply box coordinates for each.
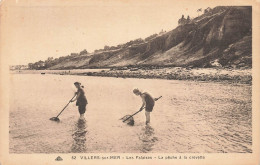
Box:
[80,114,84,118]
[145,111,150,125]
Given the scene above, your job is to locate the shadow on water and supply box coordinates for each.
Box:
[70,117,87,153]
[139,124,158,153]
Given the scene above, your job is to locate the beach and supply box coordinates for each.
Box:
[11,67,252,84]
[9,73,252,153]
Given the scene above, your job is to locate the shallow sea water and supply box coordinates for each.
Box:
[9,74,252,153]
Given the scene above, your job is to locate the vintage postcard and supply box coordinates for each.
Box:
[0,0,259,164]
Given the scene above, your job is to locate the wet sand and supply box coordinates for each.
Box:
[9,74,252,153]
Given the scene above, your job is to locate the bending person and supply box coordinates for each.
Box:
[133,88,158,125]
[71,82,88,118]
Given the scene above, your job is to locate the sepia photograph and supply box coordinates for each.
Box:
[0,0,259,164]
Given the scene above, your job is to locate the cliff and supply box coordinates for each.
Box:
[42,6,251,70]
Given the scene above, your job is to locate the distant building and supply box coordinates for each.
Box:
[9,65,29,70]
[20,65,29,70]
[37,61,45,68]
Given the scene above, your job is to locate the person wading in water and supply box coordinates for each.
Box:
[133,88,159,125]
[71,82,88,118]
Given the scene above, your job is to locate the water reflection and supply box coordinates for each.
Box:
[71,117,87,153]
[139,124,158,152]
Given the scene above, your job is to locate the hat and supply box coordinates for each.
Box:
[133,88,140,94]
[74,82,81,85]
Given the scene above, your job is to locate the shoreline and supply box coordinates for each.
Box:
[10,67,252,84]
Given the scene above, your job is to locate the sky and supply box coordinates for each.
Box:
[1,0,250,65]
